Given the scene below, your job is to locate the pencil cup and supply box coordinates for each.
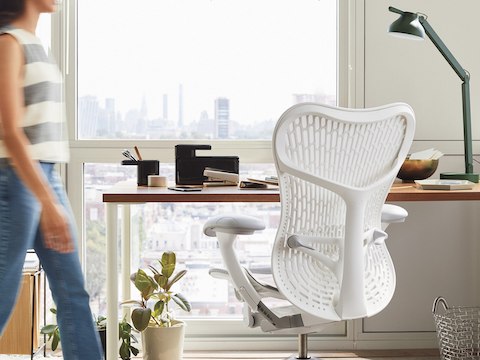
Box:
[137,160,159,186]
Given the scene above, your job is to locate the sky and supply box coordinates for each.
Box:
[77,0,337,125]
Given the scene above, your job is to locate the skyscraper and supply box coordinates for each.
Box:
[178,84,184,127]
[163,94,168,121]
[214,97,229,139]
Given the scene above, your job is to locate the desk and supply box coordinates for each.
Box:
[102,182,480,360]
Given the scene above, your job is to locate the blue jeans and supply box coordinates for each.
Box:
[0,162,102,360]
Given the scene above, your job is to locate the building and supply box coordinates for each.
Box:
[214,97,230,139]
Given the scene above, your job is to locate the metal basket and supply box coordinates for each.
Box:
[433,297,480,360]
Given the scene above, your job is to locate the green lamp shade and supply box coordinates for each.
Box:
[388,12,425,40]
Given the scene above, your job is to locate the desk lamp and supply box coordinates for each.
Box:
[388,6,479,183]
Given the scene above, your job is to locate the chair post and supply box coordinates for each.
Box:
[287,334,322,360]
[298,333,309,359]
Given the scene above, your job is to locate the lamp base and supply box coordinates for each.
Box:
[440,172,479,183]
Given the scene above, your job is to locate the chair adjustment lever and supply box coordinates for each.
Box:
[287,235,338,275]
[364,228,388,245]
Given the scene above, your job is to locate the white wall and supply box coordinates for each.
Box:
[365,0,480,151]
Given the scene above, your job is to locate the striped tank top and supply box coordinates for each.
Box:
[0,25,69,163]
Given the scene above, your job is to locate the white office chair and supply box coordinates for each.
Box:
[203,102,415,359]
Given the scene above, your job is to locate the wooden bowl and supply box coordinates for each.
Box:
[397,159,439,182]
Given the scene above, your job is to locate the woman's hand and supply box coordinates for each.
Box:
[40,201,74,253]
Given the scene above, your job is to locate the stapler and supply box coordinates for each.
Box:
[203,168,239,186]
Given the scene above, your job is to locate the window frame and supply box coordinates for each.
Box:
[56,0,363,348]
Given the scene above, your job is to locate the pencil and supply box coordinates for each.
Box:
[134,146,143,161]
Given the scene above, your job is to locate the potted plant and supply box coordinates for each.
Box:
[42,311,138,359]
[122,251,191,360]
[40,308,61,352]
[95,314,139,359]
[94,314,107,358]
[119,317,140,360]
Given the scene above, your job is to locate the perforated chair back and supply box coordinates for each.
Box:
[272,103,415,321]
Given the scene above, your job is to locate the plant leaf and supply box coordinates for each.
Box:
[119,321,132,340]
[171,293,191,312]
[40,324,58,335]
[153,300,165,318]
[120,299,143,307]
[148,264,161,276]
[50,308,57,315]
[161,252,176,278]
[154,273,168,288]
[51,330,60,351]
[131,346,140,356]
[131,308,151,331]
[134,269,157,300]
[119,342,129,360]
[130,272,137,283]
[165,269,187,291]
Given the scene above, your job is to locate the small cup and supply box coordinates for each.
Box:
[137,160,159,186]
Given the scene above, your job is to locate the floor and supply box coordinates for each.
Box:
[181,349,440,360]
[0,349,441,360]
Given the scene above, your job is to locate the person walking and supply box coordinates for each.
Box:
[0,0,103,358]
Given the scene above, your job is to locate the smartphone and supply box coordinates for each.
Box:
[168,186,202,192]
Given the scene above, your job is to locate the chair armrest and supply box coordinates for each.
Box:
[203,214,265,236]
[381,204,408,224]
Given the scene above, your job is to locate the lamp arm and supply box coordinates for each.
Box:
[462,78,474,174]
[418,16,468,81]
[419,16,474,174]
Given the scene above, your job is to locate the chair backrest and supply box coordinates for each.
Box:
[271,102,415,321]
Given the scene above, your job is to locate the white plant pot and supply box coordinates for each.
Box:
[141,321,186,360]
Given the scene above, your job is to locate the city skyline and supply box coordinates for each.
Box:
[78,88,335,139]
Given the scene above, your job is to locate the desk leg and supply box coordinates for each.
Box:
[121,204,131,320]
[106,203,118,360]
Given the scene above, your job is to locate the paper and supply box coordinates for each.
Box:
[415,179,475,190]
[409,148,443,160]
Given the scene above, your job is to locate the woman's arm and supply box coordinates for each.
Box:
[0,34,73,253]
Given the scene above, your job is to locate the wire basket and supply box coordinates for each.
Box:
[433,297,480,360]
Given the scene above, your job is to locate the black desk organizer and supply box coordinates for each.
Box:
[175,145,239,185]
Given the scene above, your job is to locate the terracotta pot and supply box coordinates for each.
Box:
[141,321,185,360]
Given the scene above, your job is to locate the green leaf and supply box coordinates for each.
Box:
[51,331,60,351]
[120,299,143,307]
[119,342,130,360]
[153,300,165,318]
[131,346,139,356]
[119,321,132,340]
[134,269,157,300]
[161,252,176,278]
[40,324,58,335]
[131,308,151,331]
[50,308,57,315]
[165,269,187,291]
[148,264,161,276]
[154,273,168,288]
[171,293,191,312]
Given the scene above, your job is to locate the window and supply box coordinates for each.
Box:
[77,0,336,140]
[65,0,342,343]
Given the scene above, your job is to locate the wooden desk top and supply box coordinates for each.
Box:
[387,182,480,201]
[102,182,480,203]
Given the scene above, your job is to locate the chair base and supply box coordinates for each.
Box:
[286,356,323,360]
